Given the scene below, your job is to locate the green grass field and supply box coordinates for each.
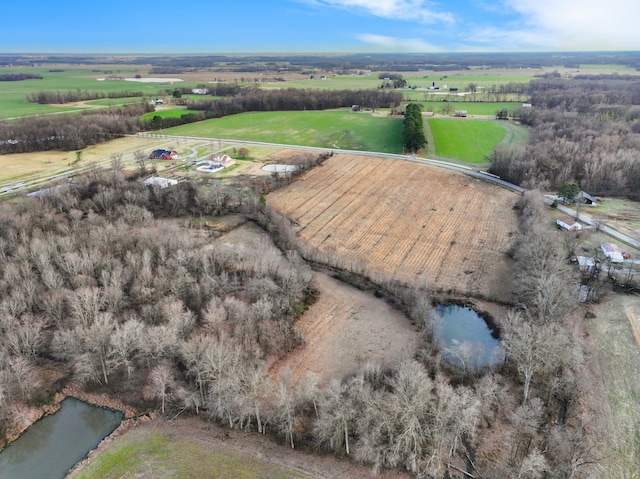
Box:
[141,108,190,119]
[158,110,404,153]
[427,118,507,163]
[0,66,200,119]
[73,429,303,479]
[415,101,523,116]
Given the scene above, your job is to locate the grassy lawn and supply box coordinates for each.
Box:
[427,118,507,163]
[141,108,190,119]
[158,110,404,153]
[73,429,303,479]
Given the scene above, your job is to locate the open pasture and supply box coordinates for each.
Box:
[268,154,520,301]
[416,101,524,116]
[0,65,200,118]
[160,110,404,152]
[427,118,507,163]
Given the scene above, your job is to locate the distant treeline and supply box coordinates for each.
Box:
[187,88,403,116]
[26,89,145,104]
[5,52,640,71]
[0,103,152,153]
[0,73,43,81]
[489,76,640,199]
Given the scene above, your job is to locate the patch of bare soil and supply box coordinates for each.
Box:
[272,272,422,386]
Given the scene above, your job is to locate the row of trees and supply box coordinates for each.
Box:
[0,73,42,81]
[26,89,144,104]
[188,88,402,116]
[402,103,426,153]
[0,103,153,153]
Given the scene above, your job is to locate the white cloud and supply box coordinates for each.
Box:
[307,0,454,24]
[356,33,443,51]
[497,0,640,50]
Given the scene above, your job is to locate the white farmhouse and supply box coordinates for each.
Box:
[556,217,582,231]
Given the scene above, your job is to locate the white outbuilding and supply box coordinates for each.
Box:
[144,177,178,188]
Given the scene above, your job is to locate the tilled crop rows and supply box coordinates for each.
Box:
[269,154,520,300]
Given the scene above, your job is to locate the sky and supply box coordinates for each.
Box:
[2,0,639,53]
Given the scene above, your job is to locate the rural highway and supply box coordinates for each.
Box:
[6,131,638,252]
[134,133,526,192]
[136,133,640,251]
[143,133,640,253]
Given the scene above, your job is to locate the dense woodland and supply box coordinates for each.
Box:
[489,76,640,199]
[0,155,602,478]
[0,103,152,153]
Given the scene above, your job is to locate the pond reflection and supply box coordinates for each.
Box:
[433,304,503,371]
[0,398,123,479]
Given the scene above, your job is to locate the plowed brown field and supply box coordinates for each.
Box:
[268,154,520,301]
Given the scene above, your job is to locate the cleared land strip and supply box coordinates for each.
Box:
[269,154,520,301]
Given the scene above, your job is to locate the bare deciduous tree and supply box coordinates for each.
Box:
[144,364,176,414]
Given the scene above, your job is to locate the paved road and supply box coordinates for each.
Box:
[545,197,640,250]
[135,133,640,251]
[132,133,526,193]
[7,131,638,252]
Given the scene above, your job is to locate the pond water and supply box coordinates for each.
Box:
[433,304,503,370]
[0,398,123,479]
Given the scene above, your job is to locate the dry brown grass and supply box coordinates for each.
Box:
[272,272,422,386]
[268,154,521,301]
[0,136,174,183]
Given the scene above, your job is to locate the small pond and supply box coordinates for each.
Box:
[0,397,123,479]
[433,304,503,370]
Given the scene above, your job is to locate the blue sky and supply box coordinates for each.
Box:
[2,0,639,53]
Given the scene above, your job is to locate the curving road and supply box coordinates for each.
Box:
[142,133,639,251]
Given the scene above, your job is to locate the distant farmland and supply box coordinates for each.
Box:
[159,111,404,153]
[427,118,507,163]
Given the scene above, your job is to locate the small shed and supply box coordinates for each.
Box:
[556,217,582,231]
[144,177,178,188]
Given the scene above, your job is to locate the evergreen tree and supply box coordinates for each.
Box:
[403,103,426,153]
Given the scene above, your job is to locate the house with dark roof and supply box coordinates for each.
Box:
[149,149,179,160]
[578,191,597,205]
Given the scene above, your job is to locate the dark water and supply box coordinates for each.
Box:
[434,304,503,370]
[0,398,123,479]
